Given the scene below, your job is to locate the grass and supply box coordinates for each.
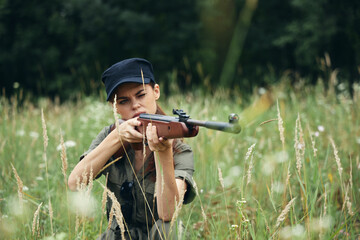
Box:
[0,80,359,239]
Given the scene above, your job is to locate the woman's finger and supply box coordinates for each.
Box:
[127,117,142,127]
[117,118,143,142]
[145,124,174,152]
[146,124,158,142]
[128,128,143,140]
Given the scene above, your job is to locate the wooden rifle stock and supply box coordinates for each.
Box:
[109,117,199,159]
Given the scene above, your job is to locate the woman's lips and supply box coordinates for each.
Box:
[132,112,146,118]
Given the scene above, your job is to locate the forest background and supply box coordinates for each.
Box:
[1,0,359,99]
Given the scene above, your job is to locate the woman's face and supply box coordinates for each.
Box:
[111,83,160,120]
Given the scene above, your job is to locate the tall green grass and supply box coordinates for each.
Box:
[0,80,359,239]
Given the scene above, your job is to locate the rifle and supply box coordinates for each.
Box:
[111,109,241,158]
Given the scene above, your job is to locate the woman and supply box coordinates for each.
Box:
[68,58,196,239]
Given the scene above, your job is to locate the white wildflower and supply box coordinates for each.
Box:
[228,166,242,177]
[68,191,97,217]
[262,160,275,176]
[231,224,239,229]
[275,151,289,163]
[16,130,25,136]
[271,181,284,194]
[296,143,304,150]
[29,131,39,139]
[317,125,325,132]
[258,87,267,95]
[292,224,305,237]
[56,140,77,151]
[279,224,305,239]
[310,216,332,233]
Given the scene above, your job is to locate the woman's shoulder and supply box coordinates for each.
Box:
[84,125,112,152]
[94,124,112,139]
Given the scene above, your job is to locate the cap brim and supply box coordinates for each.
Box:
[106,77,152,101]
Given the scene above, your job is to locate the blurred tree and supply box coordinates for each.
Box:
[239,0,295,91]
[0,0,200,99]
[242,0,360,91]
[273,0,339,83]
[219,0,257,87]
[199,0,359,93]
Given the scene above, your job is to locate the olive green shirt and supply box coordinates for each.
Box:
[80,125,196,234]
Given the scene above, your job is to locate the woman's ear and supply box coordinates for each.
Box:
[153,84,160,100]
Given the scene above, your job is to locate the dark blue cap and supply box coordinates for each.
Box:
[101,58,156,101]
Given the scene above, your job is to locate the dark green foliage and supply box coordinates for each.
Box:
[0,0,359,99]
[241,0,360,90]
[0,0,200,99]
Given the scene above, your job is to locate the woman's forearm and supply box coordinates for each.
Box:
[154,148,180,221]
[68,131,121,191]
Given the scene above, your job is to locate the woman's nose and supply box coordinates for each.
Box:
[132,100,141,110]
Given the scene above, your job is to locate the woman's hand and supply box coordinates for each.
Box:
[146,123,173,152]
[116,118,143,143]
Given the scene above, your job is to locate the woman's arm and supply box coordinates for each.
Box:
[68,118,143,191]
[155,149,187,221]
[146,123,187,221]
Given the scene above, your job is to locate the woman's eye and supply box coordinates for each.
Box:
[138,93,146,98]
[118,100,128,105]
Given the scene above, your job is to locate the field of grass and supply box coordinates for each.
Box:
[0,81,359,239]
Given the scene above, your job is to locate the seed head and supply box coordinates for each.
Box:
[275,197,296,228]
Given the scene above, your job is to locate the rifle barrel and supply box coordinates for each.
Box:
[186,119,241,134]
[139,113,241,134]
